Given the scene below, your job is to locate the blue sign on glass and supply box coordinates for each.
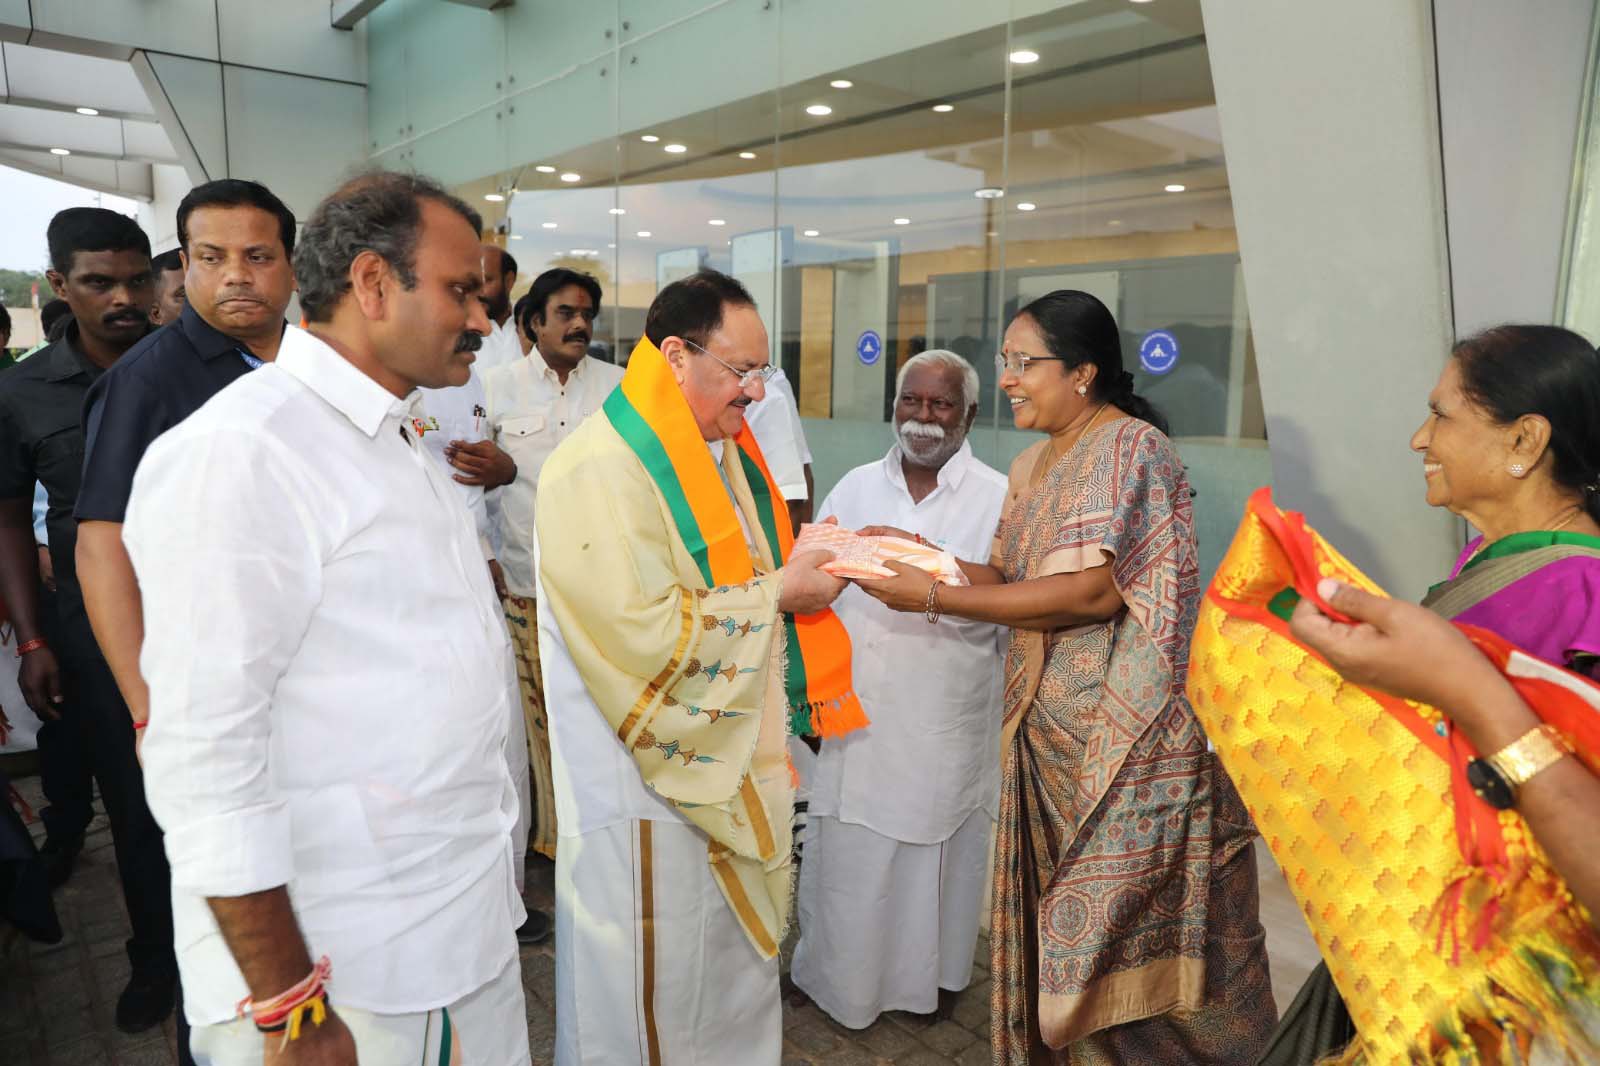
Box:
[1137,329,1179,375]
[856,329,883,366]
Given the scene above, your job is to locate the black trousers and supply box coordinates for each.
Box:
[35,582,96,844]
[54,610,175,978]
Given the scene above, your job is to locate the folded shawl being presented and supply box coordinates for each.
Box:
[1188,488,1600,1064]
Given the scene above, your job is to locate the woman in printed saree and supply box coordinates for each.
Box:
[856,290,1275,1065]
[1257,323,1600,1066]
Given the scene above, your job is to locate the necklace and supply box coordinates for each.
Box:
[1034,404,1110,487]
[1466,504,1586,564]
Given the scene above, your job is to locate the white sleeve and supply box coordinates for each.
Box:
[126,429,324,898]
[775,371,812,466]
[746,370,809,501]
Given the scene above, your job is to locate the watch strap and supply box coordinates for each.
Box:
[1486,723,1572,791]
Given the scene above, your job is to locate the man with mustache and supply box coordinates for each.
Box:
[465,267,620,863]
[470,244,522,371]
[126,169,529,1066]
[0,208,179,1033]
[789,349,1010,1029]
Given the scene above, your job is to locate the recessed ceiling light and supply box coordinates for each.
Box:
[509,234,523,240]
[560,172,581,183]
[830,79,853,89]
[739,151,757,160]
[1164,183,1186,193]
[636,230,652,237]
[708,219,726,226]
[607,242,616,248]
[1009,49,1040,64]
[805,104,833,116]
[640,134,660,143]
[571,248,598,256]
[1017,201,1037,211]
[541,221,557,229]
[931,103,954,113]
[75,107,99,116]
[986,230,998,237]
[534,165,556,173]
[802,229,820,237]
[663,143,687,154]
[49,147,71,156]
[484,192,505,202]
[893,217,910,225]
[1107,219,1123,226]
[974,187,1003,199]
[609,207,627,215]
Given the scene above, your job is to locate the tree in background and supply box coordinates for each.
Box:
[0,268,50,309]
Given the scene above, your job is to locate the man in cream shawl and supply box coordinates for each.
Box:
[535,269,847,1065]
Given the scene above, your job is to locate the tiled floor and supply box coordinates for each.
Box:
[1,776,1320,1065]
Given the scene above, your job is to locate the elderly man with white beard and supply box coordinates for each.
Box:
[789,349,1008,1028]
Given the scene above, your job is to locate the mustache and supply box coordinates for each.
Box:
[216,288,265,303]
[455,332,483,353]
[563,331,589,344]
[103,308,148,327]
[898,420,947,442]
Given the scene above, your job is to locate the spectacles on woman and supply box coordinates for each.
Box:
[684,337,779,388]
[995,350,1067,374]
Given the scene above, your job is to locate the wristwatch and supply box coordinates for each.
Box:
[1465,723,1572,810]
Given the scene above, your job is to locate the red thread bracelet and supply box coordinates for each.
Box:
[17,638,47,655]
[132,720,148,731]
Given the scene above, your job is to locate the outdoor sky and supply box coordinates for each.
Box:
[1,165,140,273]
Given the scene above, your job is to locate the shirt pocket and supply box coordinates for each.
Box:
[36,424,86,499]
[498,413,548,455]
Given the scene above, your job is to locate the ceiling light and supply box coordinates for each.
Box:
[663,143,687,154]
[484,192,505,202]
[805,104,833,116]
[570,248,598,256]
[607,242,616,248]
[541,221,557,229]
[893,217,910,225]
[738,151,757,160]
[75,107,99,116]
[1017,201,1037,211]
[49,147,71,156]
[830,79,853,89]
[931,103,954,113]
[636,230,652,237]
[560,172,581,183]
[802,229,820,237]
[609,207,627,215]
[640,134,660,143]
[1164,183,1186,193]
[510,234,523,240]
[535,165,556,173]
[1009,49,1041,64]
[974,187,1003,199]
[987,230,998,237]
[708,219,726,226]
[1107,219,1123,227]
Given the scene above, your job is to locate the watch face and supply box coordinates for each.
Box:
[1467,758,1516,810]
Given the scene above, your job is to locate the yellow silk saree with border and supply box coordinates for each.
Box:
[1189,488,1600,1064]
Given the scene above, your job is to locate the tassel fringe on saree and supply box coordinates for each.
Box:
[1189,488,1600,1065]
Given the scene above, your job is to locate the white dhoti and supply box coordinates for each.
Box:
[790,807,992,1029]
[189,952,530,1066]
[555,818,782,1066]
[504,663,531,896]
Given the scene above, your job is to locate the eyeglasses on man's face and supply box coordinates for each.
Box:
[684,337,779,388]
[995,351,1067,374]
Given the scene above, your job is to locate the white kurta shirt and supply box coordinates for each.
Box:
[126,326,522,1025]
[417,367,492,557]
[742,368,812,501]
[472,317,525,372]
[482,352,623,596]
[812,440,1008,844]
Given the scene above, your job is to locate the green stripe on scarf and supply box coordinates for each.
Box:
[736,449,814,725]
[603,388,715,586]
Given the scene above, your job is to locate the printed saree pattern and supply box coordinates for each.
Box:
[990,419,1274,1064]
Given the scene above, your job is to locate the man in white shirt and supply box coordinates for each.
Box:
[127,171,529,1066]
[742,366,814,534]
[790,349,1008,1028]
[470,245,522,371]
[472,267,621,861]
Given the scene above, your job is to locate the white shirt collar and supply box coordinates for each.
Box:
[883,438,974,498]
[275,325,415,439]
[532,348,592,384]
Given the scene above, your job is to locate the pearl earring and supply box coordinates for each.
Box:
[1509,463,1526,477]
[1077,385,1088,396]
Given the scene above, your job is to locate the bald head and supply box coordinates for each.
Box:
[480,242,515,324]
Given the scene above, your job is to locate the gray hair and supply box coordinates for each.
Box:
[294,170,483,324]
[896,348,981,411]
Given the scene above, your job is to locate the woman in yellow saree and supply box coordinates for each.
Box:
[857,291,1275,1064]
